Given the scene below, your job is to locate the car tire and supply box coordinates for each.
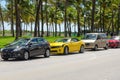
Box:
[44,49,50,58]
[2,57,8,61]
[79,45,84,53]
[23,51,29,60]
[94,45,98,51]
[64,46,69,55]
[104,44,108,50]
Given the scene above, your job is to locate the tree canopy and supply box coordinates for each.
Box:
[0,0,120,39]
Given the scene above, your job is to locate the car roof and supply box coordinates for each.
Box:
[30,37,44,39]
[86,33,105,34]
[59,37,78,39]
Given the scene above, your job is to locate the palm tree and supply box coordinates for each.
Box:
[15,0,20,40]
[45,0,49,36]
[91,0,96,32]
[6,0,15,37]
[40,0,44,37]
[34,0,41,37]
[111,0,120,35]
[10,0,14,37]
[0,4,5,37]
[64,0,68,37]
[117,4,120,35]
[75,0,82,36]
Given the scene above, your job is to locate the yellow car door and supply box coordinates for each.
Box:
[71,38,80,51]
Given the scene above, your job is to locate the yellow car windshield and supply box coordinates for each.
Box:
[55,39,69,43]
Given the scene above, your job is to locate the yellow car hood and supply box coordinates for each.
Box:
[50,42,65,46]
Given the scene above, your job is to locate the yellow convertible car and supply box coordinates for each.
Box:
[50,38,85,54]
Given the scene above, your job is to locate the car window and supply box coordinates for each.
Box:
[30,38,38,44]
[10,39,29,46]
[112,36,120,40]
[71,38,79,42]
[84,34,97,40]
[97,35,101,39]
[55,39,69,43]
[101,34,107,39]
[38,38,45,43]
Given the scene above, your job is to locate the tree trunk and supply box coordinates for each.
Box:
[102,6,105,33]
[100,2,102,32]
[55,0,58,37]
[0,5,5,37]
[91,0,96,32]
[38,17,40,37]
[58,24,61,36]
[111,10,114,33]
[41,0,44,37]
[19,20,22,37]
[52,23,55,37]
[15,0,20,40]
[31,22,33,34]
[68,20,71,37]
[64,0,67,37]
[34,0,40,37]
[45,0,49,37]
[11,0,14,37]
[117,4,120,35]
[77,6,80,37]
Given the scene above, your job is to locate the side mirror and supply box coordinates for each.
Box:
[26,42,32,47]
[27,42,33,46]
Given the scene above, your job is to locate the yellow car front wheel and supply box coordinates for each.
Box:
[79,45,84,53]
[64,46,69,55]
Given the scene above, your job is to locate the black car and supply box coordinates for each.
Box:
[0,37,50,60]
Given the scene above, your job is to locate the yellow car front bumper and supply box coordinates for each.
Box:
[50,47,64,54]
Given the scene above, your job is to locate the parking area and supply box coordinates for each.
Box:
[0,48,120,80]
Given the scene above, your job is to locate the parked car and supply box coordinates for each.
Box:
[108,36,120,48]
[82,33,108,51]
[0,37,50,60]
[50,38,85,54]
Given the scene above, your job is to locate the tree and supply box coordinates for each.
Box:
[91,0,96,32]
[45,0,49,36]
[0,4,5,37]
[117,4,120,35]
[34,0,41,37]
[40,0,44,37]
[64,0,68,37]
[15,0,20,40]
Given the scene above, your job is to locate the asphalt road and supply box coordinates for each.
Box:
[0,48,120,80]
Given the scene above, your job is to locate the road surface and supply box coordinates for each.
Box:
[0,48,120,80]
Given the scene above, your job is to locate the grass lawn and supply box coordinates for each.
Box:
[0,36,15,48]
[0,36,82,48]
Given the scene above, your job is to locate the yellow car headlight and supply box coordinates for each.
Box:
[62,44,65,47]
[51,46,62,48]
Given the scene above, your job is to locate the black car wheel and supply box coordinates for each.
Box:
[94,45,98,51]
[104,44,108,50]
[2,57,8,61]
[79,45,84,53]
[44,49,50,57]
[23,51,29,60]
[1,53,8,61]
[64,46,69,55]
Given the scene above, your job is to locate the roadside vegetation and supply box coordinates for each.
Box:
[0,36,82,48]
[0,0,120,39]
[0,0,120,48]
[0,36,15,48]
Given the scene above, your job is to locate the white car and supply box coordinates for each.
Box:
[82,33,108,51]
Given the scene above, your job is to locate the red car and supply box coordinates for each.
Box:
[108,36,120,48]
